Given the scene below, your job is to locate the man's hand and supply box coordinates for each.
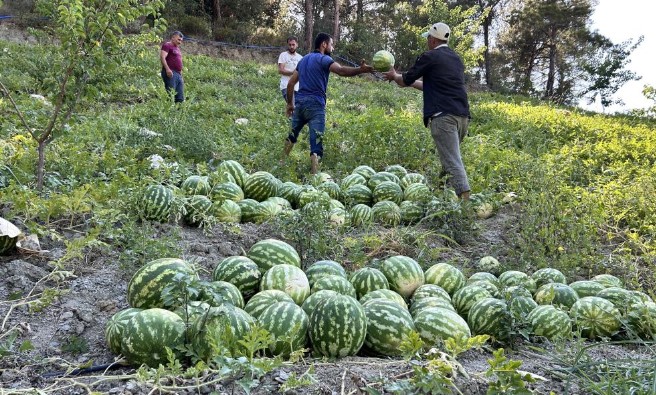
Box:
[286,102,294,118]
[359,59,374,74]
[166,69,173,78]
[382,68,398,82]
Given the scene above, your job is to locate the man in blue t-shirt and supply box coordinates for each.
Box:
[383,22,471,201]
[282,32,374,174]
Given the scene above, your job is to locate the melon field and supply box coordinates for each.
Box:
[1,27,656,395]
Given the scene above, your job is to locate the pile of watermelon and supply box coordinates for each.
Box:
[139,160,489,227]
[107,241,656,368]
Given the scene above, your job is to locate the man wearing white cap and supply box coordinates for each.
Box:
[383,22,471,201]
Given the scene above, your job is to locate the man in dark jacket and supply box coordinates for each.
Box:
[383,22,471,200]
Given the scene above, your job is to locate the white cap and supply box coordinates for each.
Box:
[421,22,450,41]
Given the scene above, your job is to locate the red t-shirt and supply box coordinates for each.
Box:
[161,42,183,72]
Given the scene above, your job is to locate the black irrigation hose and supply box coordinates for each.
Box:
[41,361,130,379]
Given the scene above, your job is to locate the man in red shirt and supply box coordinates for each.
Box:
[160,31,184,103]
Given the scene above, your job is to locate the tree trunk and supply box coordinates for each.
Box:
[304,0,314,51]
[333,0,340,44]
[545,27,557,99]
[212,0,222,34]
[36,140,46,190]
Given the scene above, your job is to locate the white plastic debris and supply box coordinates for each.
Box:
[235,118,249,126]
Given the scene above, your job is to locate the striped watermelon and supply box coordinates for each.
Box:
[349,204,373,227]
[213,256,261,299]
[329,199,345,210]
[591,274,623,288]
[258,302,309,357]
[498,270,537,293]
[199,280,245,308]
[467,298,511,340]
[343,184,373,206]
[184,195,212,226]
[597,287,641,309]
[216,160,247,188]
[310,172,334,187]
[528,305,572,340]
[105,308,142,355]
[127,258,195,309]
[531,268,567,288]
[297,188,328,209]
[0,218,20,255]
[367,172,400,190]
[141,185,174,222]
[502,285,533,299]
[181,175,211,196]
[328,207,347,227]
[533,283,579,309]
[318,181,341,200]
[402,183,433,205]
[475,256,501,275]
[371,201,401,226]
[424,263,466,296]
[265,196,292,211]
[308,294,367,357]
[452,285,492,318]
[362,299,416,356]
[212,199,241,223]
[305,260,347,287]
[120,308,186,367]
[411,284,452,303]
[352,165,376,180]
[237,198,259,223]
[301,290,339,317]
[360,289,407,309]
[508,295,538,318]
[340,173,367,190]
[349,267,390,299]
[400,173,426,190]
[252,200,283,224]
[210,182,244,202]
[278,182,302,208]
[208,169,236,186]
[626,302,656,340]
[312,275,357,298]
[247,238,301,274]
[399,201,425,224]
[467,272,499,286]
[243,171,279,202]
[244,290,295,319]
[260,264,310,305]
[384,164,408,179]
[568,280,606,298]
[631,290,653,304]
[468,280,501,298]
[373,181,403,205]
[191,304,254,359]
[379,255,425,299]
[415,307,471,346]
[569,296,621,339]
[409,296,455,317]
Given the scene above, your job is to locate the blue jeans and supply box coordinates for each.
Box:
[162,70,184,102]
[288,97,325,158]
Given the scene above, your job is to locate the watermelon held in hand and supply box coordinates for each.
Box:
[373,50,395,72]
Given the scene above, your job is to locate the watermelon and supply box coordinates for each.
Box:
[371,201,401,226]
[252,200,283,223]
[258,302,309,357]
[372,50,395,72]
[265,196,292,211]
[141,185,174,222]
[508,296,538,318]
[340,173,367,190]
[498,270,537,293]
[379,255,425,299]
[596,287,641,309]
[591,274,623,288]
[411,284,452,303]
[502,285,533,299]
[105,308,142,355]
[352,165,376,180]
[373,181,404,205]
[190,304,254,359]
[424,263,466,296]
[368,172,400,190]
[399,201,425,224]
[127,258,195,309]
[527,305,572,340]
[312,275,357,298]
[569,296,621,339]
[467,272,499,286]
[360,289,407,309]
[308,294,367,357]
[260,264,311,305]
[243,171,279,202]
[199,280,245,308]
[208,169,236,186]
[301,290,339,317]
[467,298,511,340]
[184,195,212,225]
[278,182,302,208]
[383,164,407,180]
[120,308,186,367]
[318,181,341,200]
[475,256,501,275]
[415,307,471,345]
[0,217,21,255]
[531,268,567,288]
[452,285,492,318]
[305,260,347,287]
[310,172,334,187]
[402,183,433,205]
[216,160,247,188]
[362,299,415,356]
[212,199,241,223]
[343,184,373,206]
[210,182,244,203]
[244,290,294,319]
[568,280,606,298]
[328,207,347,227]
[237,198,259,223]
[533,283,579,309]
[468,280,501,298]
[297,187,328,208]
[247,238,301,274]
[626,302,656,340]
[212,256,261,299]
[409,296,455,317]
[181,175,210,196]
[349,204,373,227]
[349,267,390,299]
[400,173,426,190]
